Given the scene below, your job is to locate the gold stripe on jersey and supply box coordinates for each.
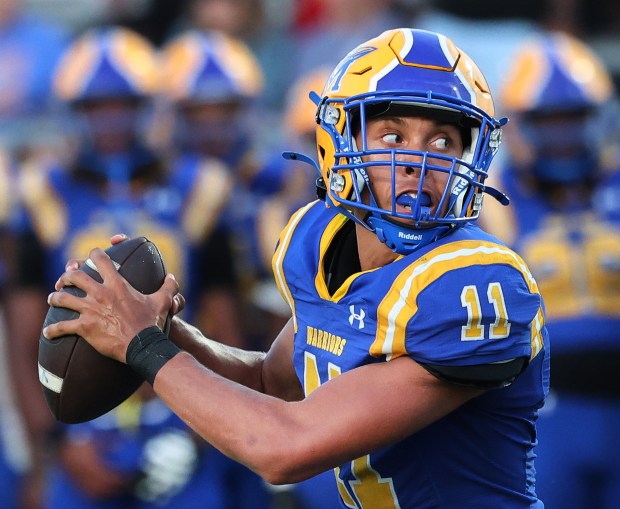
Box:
[182,158,233,243]
[272,201,317,332]
[372,240,543,361]
[315,213,349,300]
[315,215,387,302]
[20,160,68,247]
[531,307,545,360]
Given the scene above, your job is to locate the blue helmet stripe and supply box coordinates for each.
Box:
[401,30,454,70]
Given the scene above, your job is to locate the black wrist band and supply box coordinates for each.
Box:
[126,326,181,385]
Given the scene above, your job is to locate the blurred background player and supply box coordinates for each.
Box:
[158,29,267,348]
[480,31,620,509]
[5,26,259,508]
[0,2,69,507]
[246,66,331,343]
[157,29,257,346]
[45,384,270,509]
[159,28,264,191]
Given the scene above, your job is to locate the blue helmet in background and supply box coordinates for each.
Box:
[53,26,160,105]
[160,30,264,162]
[499,31,616,185]
[52,27,162,175]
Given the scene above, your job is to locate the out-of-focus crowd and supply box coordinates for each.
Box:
[0,0,619,508]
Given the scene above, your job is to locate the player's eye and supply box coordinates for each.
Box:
[381,133,402,145]
[430,136,450,151]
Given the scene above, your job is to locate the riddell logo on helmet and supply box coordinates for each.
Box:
[398,232,422,241]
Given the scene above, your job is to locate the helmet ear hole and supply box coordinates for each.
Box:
[459,127,472,151]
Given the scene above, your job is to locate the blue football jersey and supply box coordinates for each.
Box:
[45,395,271,509]
[273,201,549,509]
[497,166,620,355]
[15,152,234,320]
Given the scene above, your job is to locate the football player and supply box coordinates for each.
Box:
[481,31,620,508]
[45,28,550,508]
[7,27,253,508]
[159,29,265,346]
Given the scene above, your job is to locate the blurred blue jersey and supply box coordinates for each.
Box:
[496,165,620,508]
[45,395,270,509]
[499,165,620,355]
[14,152,235,321]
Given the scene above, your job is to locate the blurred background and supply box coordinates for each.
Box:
[0,0,618,508]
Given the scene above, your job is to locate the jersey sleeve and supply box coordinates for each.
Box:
[374,240,545,373]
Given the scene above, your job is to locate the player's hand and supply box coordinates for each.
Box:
[110,233,185,316]
[55,234,185,317]
[59,233,130,277]
[44,246,180,364]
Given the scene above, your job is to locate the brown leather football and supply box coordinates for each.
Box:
[38,237,167,423]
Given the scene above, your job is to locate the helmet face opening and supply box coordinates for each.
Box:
[76,100,143,154]
[325,92,498,224]
[519,109,600,185]
[175,100,245,156]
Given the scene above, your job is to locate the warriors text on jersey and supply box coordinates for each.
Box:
[273,201,550,509]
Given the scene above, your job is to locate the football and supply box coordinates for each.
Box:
[38,237,168,424]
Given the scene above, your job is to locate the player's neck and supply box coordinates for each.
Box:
[355,223,399,271]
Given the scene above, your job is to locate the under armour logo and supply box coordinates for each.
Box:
[348,305,366,329]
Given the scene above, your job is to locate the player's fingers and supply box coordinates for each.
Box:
[155,274,180,316]
[64,257,86,273]
[88,247,120,282]
[42,317,80,340]
[56,267,100,292]
[47,290,85,314]
[171,293,185,315]
[110,233,129,245]
[161,273,180,298]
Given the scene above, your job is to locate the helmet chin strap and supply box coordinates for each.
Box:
[366,215,454,255]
